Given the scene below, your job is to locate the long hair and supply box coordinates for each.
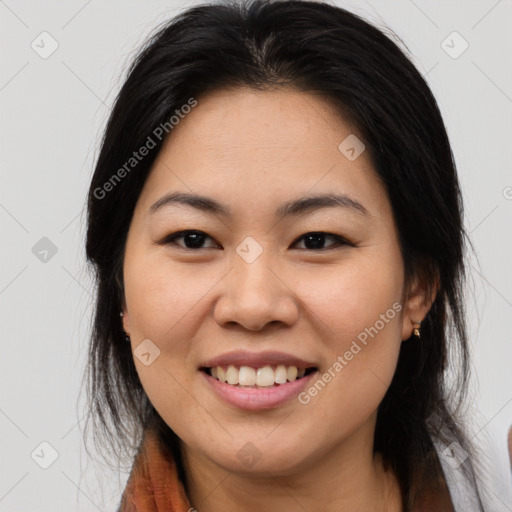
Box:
[83,1,486,509]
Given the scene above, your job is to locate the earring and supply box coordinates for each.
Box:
[413,321,422,338]
[120,311,130,342]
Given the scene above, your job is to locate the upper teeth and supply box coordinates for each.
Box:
[210,365,307,387]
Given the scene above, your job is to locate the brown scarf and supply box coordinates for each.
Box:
[117,427,191,512]
[118,427,455,512]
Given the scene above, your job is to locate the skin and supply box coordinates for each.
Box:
[121,87,437,512]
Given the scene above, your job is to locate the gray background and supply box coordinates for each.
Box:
[1,0,511,510]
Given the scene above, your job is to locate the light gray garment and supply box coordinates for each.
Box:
[432,435,485,512]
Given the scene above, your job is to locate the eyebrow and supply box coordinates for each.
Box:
[148,191,371,219]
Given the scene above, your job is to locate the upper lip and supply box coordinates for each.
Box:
[201,350,317,369]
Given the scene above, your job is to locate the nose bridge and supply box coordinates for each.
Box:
[233,243,280,306]
[214,243,299,330]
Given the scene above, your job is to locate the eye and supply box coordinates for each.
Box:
[162,230,352,251]
[291,232,352,251]
[162,230,220,250]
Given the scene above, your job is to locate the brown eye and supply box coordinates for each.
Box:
[292,232,352,251]
[163,230,219,250]
[162,230,352,251]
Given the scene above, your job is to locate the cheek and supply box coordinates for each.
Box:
[293,251,404,416]
[123,249,221,424]
[136,361,225,454]
[123,248,215,341]
[295,253,403,348]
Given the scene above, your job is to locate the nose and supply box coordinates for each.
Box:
[213,255,300,331]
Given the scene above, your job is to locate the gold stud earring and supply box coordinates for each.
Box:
[120,312,130,342]
[413,321,422,338]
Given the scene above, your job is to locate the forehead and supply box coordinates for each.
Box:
[136,87,388,221]
[169,86,359,154]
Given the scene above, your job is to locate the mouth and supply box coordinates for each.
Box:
[199,350,320,410]
[200,364,318,388]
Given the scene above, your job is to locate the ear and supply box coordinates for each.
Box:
[400,269,439,341]
[121,305,131,336]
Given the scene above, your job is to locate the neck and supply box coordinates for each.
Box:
[180,420,403,512]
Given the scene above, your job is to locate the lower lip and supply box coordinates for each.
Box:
[200,370,317,410]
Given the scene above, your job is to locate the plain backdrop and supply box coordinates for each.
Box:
[1,0,511,510]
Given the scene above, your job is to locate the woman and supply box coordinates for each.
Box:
[84,1,490,510]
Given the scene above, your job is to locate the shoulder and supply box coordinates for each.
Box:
[428,434,484,512]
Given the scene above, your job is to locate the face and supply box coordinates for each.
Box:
[122,87,426,476]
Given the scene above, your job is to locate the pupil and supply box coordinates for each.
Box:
[185,232,205,248]
[305,233,324,250]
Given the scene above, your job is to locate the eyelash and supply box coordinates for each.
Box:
[162,230,353,251]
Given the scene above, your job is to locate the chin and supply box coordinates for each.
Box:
[202,439,315,476]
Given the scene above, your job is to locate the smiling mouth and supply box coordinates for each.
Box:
[201,365,318,388]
